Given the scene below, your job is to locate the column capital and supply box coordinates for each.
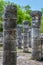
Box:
[23,20,30,25]
[4,4,17,19]
[30,11,42,17]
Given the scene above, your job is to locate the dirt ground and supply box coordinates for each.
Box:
[17,51,43,65]
[0,47,43,65]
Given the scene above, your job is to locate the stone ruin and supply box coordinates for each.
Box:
[17,24,23,49]
[23,20,30,52]
[0,5,42,65]
[30,11,42,60]
[3,4,17,65]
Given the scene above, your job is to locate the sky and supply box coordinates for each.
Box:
[4,0,43,10]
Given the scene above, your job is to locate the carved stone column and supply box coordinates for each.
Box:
[23,20,29,52]
[17,24,22,49]
[31,11,42,60]
[3,4,17,65]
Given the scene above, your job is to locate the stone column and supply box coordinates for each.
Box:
[41,34,43,59]
[30,11,42,60]
[17,24,22,49]
[23,20,29,52]
[3,5,17,65]
[29,26,31,47]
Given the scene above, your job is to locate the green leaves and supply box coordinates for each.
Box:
[17,6,24,24]
[17,5,32,25]
[41,8,43,14]
[24,5,31,11]
[0,0,6,21]
[40,17,43,33]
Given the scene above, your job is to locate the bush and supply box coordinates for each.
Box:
[0,22,3,32]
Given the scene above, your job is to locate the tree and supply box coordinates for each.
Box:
[40,17,43,33]
[24,5,32,14]
[17,5,24,24]
[0,0,6,21]
[17,5,32,25]
[0,0,6,32]
[23,5,32,25]
[0,0,12,32]
[41,8,43,33]
[41,8,43,16]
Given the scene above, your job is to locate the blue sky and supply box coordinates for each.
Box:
[4,0,43,10]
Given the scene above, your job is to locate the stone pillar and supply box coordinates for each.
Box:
[23,20,29,52]
[41,34,43,59]
[29,26,31,47]
[3,5,17,65]
[30,11,42,60]
[17,24,22,49]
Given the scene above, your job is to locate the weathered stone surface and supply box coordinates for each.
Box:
[3,4,17,65]
[23,20,30,52]
[40,34,43,59]
[4,5,17,19]
[17,24,23,49]
[30,11,42,28]
[31,11,42,60]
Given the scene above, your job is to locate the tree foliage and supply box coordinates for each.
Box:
[41,8,43,15]
[40,8,43,33]
[0,0,6,21]
[24,5,31,14]
[17,6,24,24]
[1,1,43,33]
[0,1,32,31]
[17,5,32,25]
